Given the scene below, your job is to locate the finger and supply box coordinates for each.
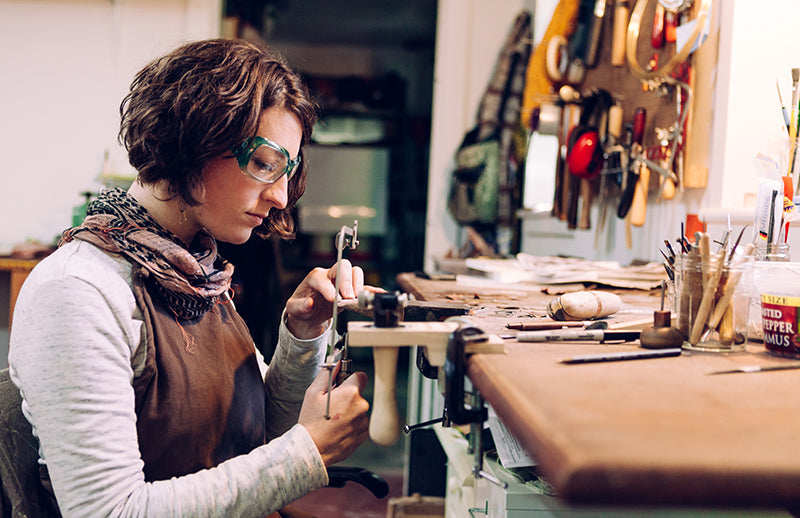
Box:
[362,285,387,294]
[334,260,356,299]
[351,266,365,295]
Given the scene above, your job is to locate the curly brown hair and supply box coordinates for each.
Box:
[119,38,317,239]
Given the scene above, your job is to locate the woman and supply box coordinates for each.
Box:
[9,38,372,517]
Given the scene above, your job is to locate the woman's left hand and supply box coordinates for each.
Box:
[284,259,378,339]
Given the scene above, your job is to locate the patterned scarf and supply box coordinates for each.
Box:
[61,188,234,320]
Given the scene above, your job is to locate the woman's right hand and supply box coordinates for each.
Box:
[298,365,370,467]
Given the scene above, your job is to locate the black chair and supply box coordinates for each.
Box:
[0,368,59,518]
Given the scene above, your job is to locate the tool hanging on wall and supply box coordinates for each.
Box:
[651,2,665,49]
[566,89,613,180]
[559,103,580,228]
[565,103,583,228]
[623,0,710,197]
[533,0,710,247]
[566,89,613,230]
[618,107,646,219]
[650,75,692,197]
[551,84,587,223]
[611,0,630,66]
[594,99,625,247]
[585,0,607,68]
[551,103,568,220]
[664,7,679,43]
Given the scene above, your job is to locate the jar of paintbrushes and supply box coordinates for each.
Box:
[674,231,755,352]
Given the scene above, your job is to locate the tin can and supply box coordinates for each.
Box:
[754,262,800,359]
[760,295,800,358]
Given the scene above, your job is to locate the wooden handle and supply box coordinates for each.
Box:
[611,0,629,66]
[718,304,734,345]
[660,175,676,200]
[707,243,755,330]
[651,3,665,49]
[689,251,726,345]
[579,178,593,230]
[630,164,649,227]
[369,347,400,446]
[608,104,624,140]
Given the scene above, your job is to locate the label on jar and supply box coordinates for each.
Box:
[761,294,800,358]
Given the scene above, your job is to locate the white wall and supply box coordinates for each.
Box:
[0,0,220,365]
[424,0,800,268]
[0,0,221,250]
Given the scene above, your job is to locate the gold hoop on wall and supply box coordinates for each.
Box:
[625,0,712,81]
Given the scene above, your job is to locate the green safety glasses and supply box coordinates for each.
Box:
[231,136,301,184]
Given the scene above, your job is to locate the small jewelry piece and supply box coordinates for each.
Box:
[178,199,187,224]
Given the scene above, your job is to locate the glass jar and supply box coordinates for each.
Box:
[753,242,791,262]
[674,250,754,352]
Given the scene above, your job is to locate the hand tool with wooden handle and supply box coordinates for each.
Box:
[664,9,678,43]
[565,104,582,227]
[562,0,596,85]
[551,104,567,219]
[618,107,646,218]
[689,248,726,346]
[585,0,607,67]
[578,177,593,230]
[611,0,630,66]
[594,101,624,245]
[630,154,650,226]
[651,2,665,49]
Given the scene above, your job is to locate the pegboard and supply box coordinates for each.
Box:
[582,1,685,152]
[525,0,719,238]
[553,0,716,190]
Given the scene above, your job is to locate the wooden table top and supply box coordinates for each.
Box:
[396,272,800,508]
[0,257,40,272]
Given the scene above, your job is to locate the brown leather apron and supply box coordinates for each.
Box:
[131,269,317,518]
[39,268,316,517]
[131,268,267,481]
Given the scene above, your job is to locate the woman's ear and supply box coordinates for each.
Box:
[192,173,207,204]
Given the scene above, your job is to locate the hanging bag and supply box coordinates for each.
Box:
[448,128,501,225]
[447,12,531,226]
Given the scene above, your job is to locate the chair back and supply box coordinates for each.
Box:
[0,368,59,517]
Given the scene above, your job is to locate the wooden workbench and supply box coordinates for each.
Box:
[396,272,800,509]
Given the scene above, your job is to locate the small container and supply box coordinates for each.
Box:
[753,242,791,262]
[674,250,754,352]
[753,261,800,359]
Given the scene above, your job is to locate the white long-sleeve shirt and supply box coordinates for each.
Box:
[9,239,329,517]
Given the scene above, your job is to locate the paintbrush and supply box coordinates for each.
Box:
[789,68,800,177]
[778,79,791,135]
[710,363,800,375]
